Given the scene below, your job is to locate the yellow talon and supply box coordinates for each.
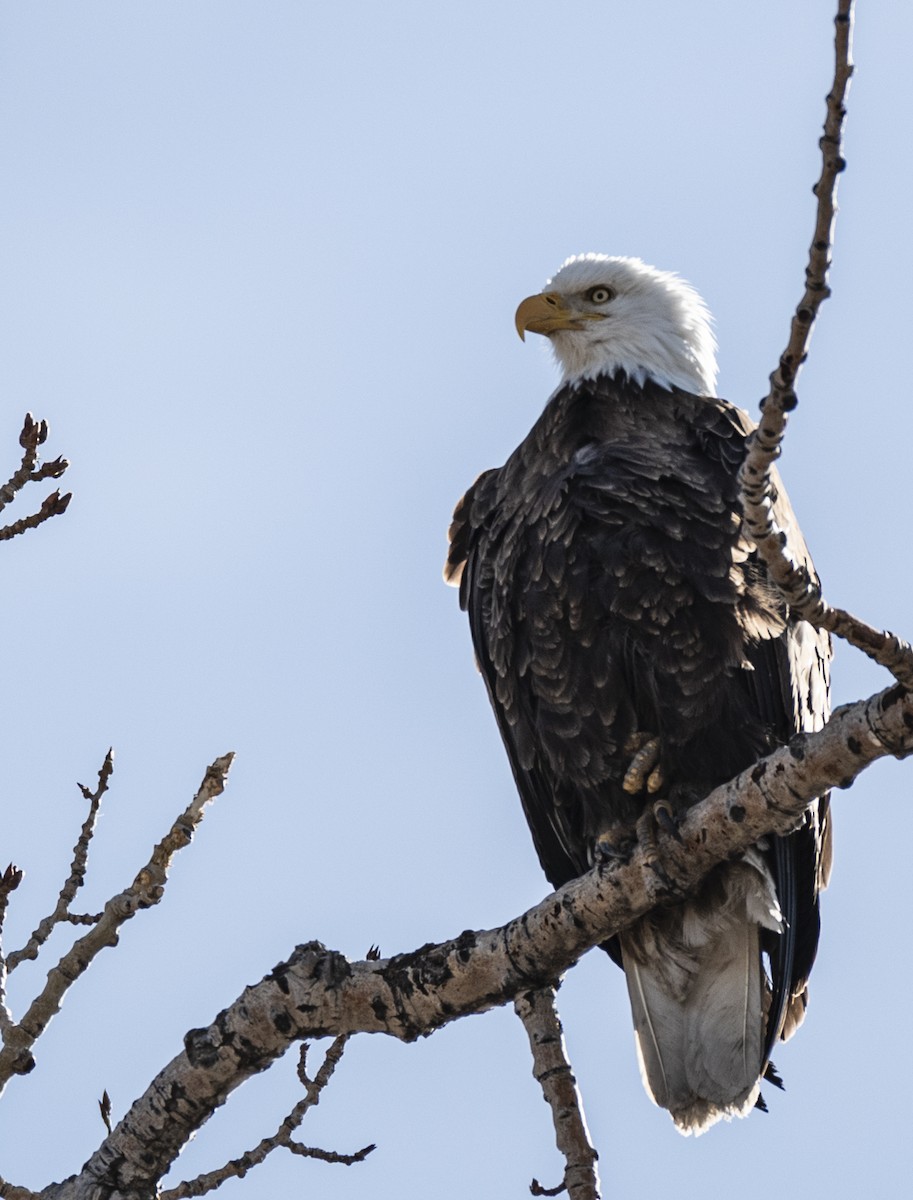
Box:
[623,736,662,795]
[623,730,652,755]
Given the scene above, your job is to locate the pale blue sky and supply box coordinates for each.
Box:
[0,3,910,1196]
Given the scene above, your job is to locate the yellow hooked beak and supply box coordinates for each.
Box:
[514,291,605,340]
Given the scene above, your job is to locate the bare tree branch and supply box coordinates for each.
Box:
[739,1,913,685]
[46,682,908,1199]
[0,489,72,543]
[531,1181,567,1199]
[99,1090,113,1136]
[0,866,25,1038]
[7,751,114,973]
[0,754,234,1093]
[0,1176,38,1200]
[515,987,600,1200]
[741,0,852,480]
[161,1037,372,1200]
[0,413,71,539]
[0,415,67,514]
[284,1141,375,1166]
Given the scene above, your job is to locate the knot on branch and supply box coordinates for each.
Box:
[867,687,913,760]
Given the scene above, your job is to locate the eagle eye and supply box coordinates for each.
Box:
[586,286,614,304]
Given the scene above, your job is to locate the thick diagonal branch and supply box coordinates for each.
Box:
[52,684,909,1200]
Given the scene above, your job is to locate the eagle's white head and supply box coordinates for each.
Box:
[515,254,718,397]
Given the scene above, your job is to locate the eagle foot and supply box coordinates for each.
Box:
[635,799,683,889]
[622,735,664,796]
[593,824,637,863]
[635,805,660,862]
[643,850,677,892]
[623,731,652,753]
[651,797,683,844]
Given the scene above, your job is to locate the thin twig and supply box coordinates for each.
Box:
[0,1176,38,1200]
[285,1142,375,1165]
[161,1036,374,1200]
[0,753,234,1093]
[739,2,911,684]
[8,751,114,972]
[0,414,71,537]
[0,488,72,542]
[0,414,66,513]
[61,911,104,926]
[99,1089,113,1135]
[515,988,600,1200]
[531,1180,567,1198]
[0,865,25,1038]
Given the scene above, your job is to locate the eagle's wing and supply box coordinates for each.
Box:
[446,468,583,889]
[694,400,832,1051]
[746,470,832,1051]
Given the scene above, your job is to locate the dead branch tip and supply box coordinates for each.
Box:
[1,865,23,896]
[18,413,48,450]
[531,1179,567,1198]
[99,1089,112,1133]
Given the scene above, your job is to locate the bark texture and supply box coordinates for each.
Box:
[21,682,908,1200]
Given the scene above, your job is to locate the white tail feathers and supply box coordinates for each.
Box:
[620,853,782,1136]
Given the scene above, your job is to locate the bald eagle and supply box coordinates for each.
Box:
[445,255,831,1135]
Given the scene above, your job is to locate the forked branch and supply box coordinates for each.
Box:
[0,754,234,1094]
[161,1037,373,1199]
[7,751,115,973]
[738,0,913,686]
[0,414,70,540]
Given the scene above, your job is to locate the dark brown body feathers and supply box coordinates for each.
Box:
[448,372,831,1129]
